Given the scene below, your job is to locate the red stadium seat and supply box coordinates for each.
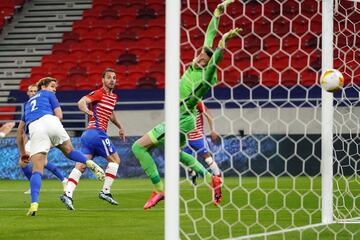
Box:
[262,69,279,86]
[281,69,298,87]
[0,106,16,120]
[62,32,80,44]
[137,75,158,89]
[53,43,70,56]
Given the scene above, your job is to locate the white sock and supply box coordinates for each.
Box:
[66,168,82,198]
[102,162,119,194]
[205,156,221,176]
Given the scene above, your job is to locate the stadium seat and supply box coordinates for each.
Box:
[281,69,298,87]
[283,0,300,20]
[253,51,271,71]
[254,17,271,37]
[137,75,158,88]
[300,69,317,86]
[0,106,16,120]
[273,17,290,37]
[283,34,299,54]
[262,69,279,86]
[243,69,260,87]
[137,6,157,19]
[292,16,309,36]
[264,1,280,19]
[290,50,308,71]
[62,32,80,44]
[117,52,138,65]
[272,51,290,71]
[53,43,70,56]
[222,68,240,86]
[263,34,280,54]
[233,51,251,71]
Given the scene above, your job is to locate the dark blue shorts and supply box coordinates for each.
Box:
[183,137,209,156]
[80,129,116,158]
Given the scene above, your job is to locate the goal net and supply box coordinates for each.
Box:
[174,0,360,239]
[333,0,360,224]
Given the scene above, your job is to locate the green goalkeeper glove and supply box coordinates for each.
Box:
[213,0,235,17]
[218,27,242,49]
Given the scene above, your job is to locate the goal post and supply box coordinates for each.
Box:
[165,0,180,240]
[321,0,334,225]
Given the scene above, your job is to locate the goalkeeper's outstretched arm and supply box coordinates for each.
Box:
[185,28,242,110]
[203,0,235,49]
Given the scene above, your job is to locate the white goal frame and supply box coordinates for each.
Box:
[164,0,344,239]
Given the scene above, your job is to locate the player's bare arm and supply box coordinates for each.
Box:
[53,107,63,120]
[204,108,218,142]
[78,96,93,116]
[16,120,29,161]
[110,112,125,141]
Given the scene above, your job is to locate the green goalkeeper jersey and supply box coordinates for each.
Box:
[179,15,220,116]
[179,64,217,115]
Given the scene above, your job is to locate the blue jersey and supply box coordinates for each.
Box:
[22,90,60,126]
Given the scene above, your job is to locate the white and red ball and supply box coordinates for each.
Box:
[320,69,344,92]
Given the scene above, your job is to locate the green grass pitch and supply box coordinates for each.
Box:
[0,177,359,240]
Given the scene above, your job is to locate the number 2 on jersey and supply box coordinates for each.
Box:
[30,100,38,111]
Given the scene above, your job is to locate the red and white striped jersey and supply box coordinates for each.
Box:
[187,101,208,140]
[86,88,117,132]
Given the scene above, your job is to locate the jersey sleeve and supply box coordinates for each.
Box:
[197,101,206,113]
[203,16,220,49]
[86,90,103,102]
[48,92,60,110]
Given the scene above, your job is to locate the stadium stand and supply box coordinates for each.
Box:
[2,0,358,95]
[17,0,165,91]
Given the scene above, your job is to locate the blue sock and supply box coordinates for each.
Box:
[45,162,65,181]
[68,150,87,164]
[30,172,42,203]
[21,165,32,180]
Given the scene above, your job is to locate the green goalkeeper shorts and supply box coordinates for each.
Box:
[147,114,196,147]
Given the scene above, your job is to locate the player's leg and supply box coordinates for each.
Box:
[60,161,87,210]
[132,123,164,209]
[99,152,120,205]
[47,116,104,180]
[26,117,52,216]
[27,152,46,216]
[19,158,32,180]
[180,150,222,205]
[180,119,222,205]
[19,159,32,194]
[21,142,33,193]
[197,137,221,176]
[64,128,96,198]
[44,161,67,190]
[57,139,104,180]
[183,141,198,186]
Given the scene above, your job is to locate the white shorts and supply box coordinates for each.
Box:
[25,140,31,153]
[28,114,70,157]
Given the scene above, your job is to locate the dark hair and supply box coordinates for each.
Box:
[37,77,57,91]
[203,47,214,58]
[102,68,116,78]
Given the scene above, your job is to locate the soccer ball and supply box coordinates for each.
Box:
[320,69,344,92]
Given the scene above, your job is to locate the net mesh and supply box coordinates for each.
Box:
[178,0,360,239]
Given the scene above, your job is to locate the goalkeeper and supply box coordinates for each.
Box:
[132,0,241,209]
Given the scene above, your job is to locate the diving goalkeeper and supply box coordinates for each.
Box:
[132,0,242,209]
